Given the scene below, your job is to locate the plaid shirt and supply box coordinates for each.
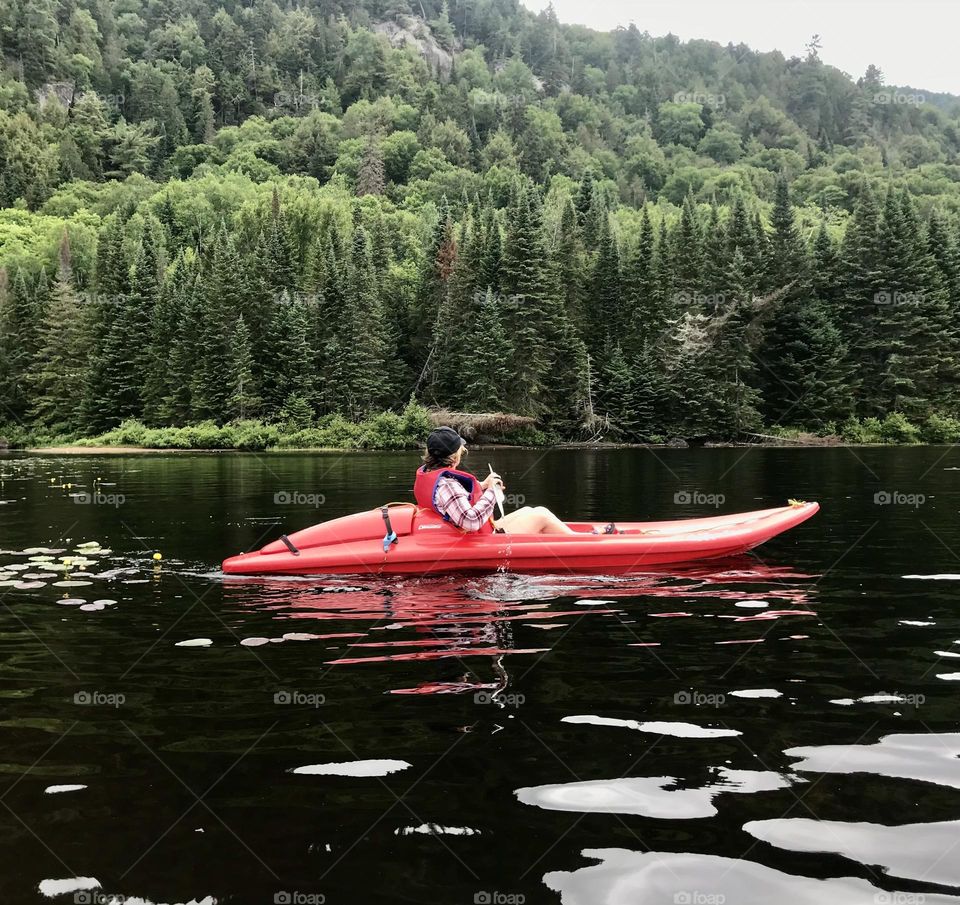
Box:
[434,475,497,532]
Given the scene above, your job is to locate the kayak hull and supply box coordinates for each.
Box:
[222,502,819,577]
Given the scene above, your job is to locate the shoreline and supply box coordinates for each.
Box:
[7,437,886,455]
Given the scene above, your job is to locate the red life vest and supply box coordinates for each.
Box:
[413,465,495,535]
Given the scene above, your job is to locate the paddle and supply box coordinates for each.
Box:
[488,463,505,519]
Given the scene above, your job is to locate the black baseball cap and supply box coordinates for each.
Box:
[427,426,465,457]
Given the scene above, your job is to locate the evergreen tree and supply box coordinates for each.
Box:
[327,223,393,417]
[357,138,386,196]
[226,314,260,420]
[584,211,621,357]
[499,181,561,414]
[460,288,513,411]
[670,193,702,302]
[0,268,39,423]
[623,206,658,351]
[29,232,90,433]
[597,343,636,438]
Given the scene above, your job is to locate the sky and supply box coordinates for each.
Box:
[521,0,960,95]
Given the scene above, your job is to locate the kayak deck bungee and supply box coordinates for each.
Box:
[222,501,819,576]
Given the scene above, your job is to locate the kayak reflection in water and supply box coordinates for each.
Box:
[413,426,577,536]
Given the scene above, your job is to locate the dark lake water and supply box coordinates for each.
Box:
[3,446,960,905]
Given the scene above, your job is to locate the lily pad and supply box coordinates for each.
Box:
[175,638,212,648]
[53,580,93,588]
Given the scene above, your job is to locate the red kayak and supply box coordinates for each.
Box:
[222,501,819,576]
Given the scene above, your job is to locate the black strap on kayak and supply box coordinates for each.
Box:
[279,534,300,556]
[381,505,398,553]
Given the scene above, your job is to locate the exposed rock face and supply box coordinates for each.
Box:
[34,80,76,110]
[373,15,455,79]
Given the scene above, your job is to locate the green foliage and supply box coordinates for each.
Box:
[3,2,960,447]
[923,414,960,443]
[840,413,923,444]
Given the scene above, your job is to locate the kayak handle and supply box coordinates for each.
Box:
[279,534,300,556]
[381,505,399,553]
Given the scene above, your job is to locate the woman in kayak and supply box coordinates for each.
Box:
[414,427,577,535]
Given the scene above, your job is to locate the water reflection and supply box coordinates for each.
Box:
[218,565,818,694]
[785,732,960,789]
[745,817,960,887]
[543,849,960,905]
[517,768,795,819]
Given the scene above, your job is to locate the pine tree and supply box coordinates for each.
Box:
[584,210,621,357]
[29,231,90,434]
[623,205,658,351]
[461,288,513,411]
[327,223,392,417]
[192,226,241,421]
[631,345,664,441]
[267,192,296,293]
[279,391,314,430]
[0,268,39,424]
[767,174,806,288]
[726,194,761,294]
[225,314,260,420]
[838,181,884,412]
[598,343,636,438]
[499,181,560,414]
[164,257,202,424]
[411,198,455,379]
[260,291,315,417]
[357,137,386,196]
[670,193,702,302]
[700,203,728,297]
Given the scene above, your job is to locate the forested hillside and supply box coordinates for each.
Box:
[3,0,960,445]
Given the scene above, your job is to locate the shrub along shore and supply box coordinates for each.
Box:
[3,407,959,452]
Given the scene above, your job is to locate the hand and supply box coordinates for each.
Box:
[481,473,504,493]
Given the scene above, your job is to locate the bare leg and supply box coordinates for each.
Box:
[496,506,576,536]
